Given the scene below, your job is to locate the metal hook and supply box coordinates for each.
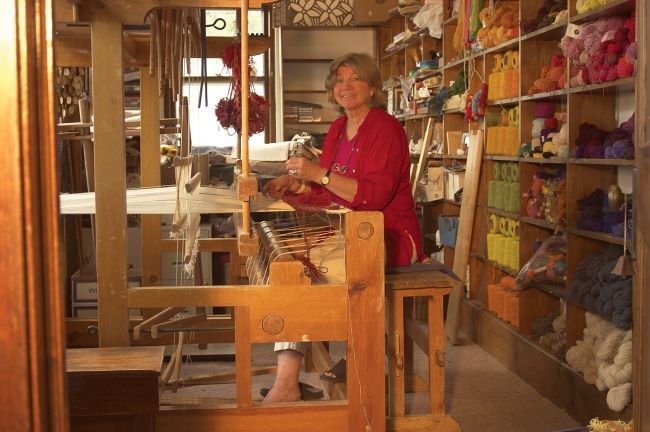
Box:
[205,17,226,30]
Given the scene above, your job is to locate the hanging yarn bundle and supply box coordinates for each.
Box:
[215,43,268,136]
[566,312,632,412]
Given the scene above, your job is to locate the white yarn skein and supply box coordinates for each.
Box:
[596,329,625,361]
[607,382,632,412]
[614,341,632,366]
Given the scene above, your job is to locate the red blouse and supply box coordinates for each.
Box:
[313,108,424,267]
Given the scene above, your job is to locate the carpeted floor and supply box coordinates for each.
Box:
[163,335,581,432]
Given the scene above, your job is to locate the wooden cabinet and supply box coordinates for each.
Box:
[378,0,636,423]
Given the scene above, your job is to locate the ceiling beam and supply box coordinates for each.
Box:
[55,0,277,25]
[54,33,272,67]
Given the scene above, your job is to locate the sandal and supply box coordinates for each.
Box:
[259,382,324,401]
[319,358,346,383]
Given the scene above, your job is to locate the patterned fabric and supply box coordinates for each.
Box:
[285,0,353,26]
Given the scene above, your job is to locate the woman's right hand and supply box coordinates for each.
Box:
[262,175,300,198]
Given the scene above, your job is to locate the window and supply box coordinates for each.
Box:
[184,9,268,150]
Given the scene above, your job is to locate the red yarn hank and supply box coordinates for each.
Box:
[214,43,268,136]
[282,191,335,212]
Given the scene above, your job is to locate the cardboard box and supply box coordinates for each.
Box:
[353,0,398,24]
[444,170,465,200]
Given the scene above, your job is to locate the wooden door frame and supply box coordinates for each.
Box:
[0,0,68,430]
[1,0,648,430]
[634,2,650,430]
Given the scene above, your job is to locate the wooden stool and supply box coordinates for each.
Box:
[67,346,164,432]
[385,270,462,432]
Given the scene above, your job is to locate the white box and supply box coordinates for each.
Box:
[444,171,466,200]
[71,271,142,303]
[81,227,142,272]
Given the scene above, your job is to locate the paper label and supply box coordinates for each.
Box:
[565,23,583,39]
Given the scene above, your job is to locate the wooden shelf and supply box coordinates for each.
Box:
[569,158,635,166]
[485,155,520,161]
[520,216,562,231]
[471,253,518,276]
[487,207,519,220]
[521,88,568,102]
[487,96,519,106]
[570,0,635,24]
[461,300,633,424]
[442,154,467,160]
[568,77,636,95]
[571,228,624,245]
[520,21,567,42]
[519,157,567,165]
[533,283,567,300]
[444,199,461,207]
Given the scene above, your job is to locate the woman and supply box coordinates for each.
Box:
[261,52,425,403]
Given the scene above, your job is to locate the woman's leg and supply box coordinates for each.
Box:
[262,342,308,404]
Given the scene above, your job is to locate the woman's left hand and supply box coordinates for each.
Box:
[286,156,324,183]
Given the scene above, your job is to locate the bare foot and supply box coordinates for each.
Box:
[261,380,301,404]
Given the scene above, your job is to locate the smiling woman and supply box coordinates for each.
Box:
[262,52,426,404]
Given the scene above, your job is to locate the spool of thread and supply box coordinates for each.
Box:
[500,276,516,290]
[487,233,498,261]
[501,163,510,182]
[495,181,506,210]
[487,283,500,312]
[486,112,500,127]
[507,291,520,328]
[502,51,512,71]
[503,290,515,324]
[503,241,512,267]
[531,118,545,138]
[495,235,506,265]
[492,54,503,73]
[512,221,520,239]
[493,285,506,318]
[498,217,506,235]
[493,162,502,180]
[507,182,519,213]
[510,163,520,182]
[489,214,499,233]
[507,218,517,237]
[510,238,520,270]
[534,101,555,118]
[509,51,519,70]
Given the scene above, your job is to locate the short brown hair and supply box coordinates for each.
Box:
[324,52,386,113]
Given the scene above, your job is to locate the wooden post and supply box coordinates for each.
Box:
[91,21,130,347]
[240,0,252,235]
[140,69,162,289]
[634,2,650,429]
[445,130,484,345]
[345,212,385,432]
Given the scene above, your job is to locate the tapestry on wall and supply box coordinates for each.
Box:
[275,0,354,27]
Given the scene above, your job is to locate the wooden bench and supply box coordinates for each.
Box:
[67,346,164,432]
[385,270,462,432]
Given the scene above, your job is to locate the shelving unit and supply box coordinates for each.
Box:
[279,28,375,144]
[378,0,636,423]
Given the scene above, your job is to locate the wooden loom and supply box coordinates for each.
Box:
[56,1,386,430]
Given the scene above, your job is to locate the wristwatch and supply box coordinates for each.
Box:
[320,168,332,185]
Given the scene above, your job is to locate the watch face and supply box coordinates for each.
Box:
[321,176,330,185]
